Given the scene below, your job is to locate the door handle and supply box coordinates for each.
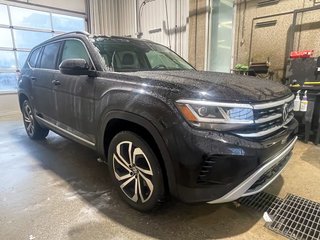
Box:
[31,77,37,81]
[52,80,61,86]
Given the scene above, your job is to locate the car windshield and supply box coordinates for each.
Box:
[90,37,194,72]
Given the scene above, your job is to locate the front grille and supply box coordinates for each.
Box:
[255,100,294,123]
[234,96,294,138]
[238,114,294,135]
[255,106,282,119]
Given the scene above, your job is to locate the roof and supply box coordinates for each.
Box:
[34,31,152,49]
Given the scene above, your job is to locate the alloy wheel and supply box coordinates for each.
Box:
[23,104,35,136]
[113,141,154,203]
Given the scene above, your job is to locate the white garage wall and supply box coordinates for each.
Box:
[88,0,189,60]
[137,0,189,60]
[88,0,119,35]
[117,0,136,37]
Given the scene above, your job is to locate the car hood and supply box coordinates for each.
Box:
[127,70,292,103]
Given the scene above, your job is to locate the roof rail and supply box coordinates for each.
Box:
[110,35,130,38]
[54,31,90,38]
[35,31,90,47]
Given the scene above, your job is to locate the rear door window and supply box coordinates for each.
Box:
[40,42,61,69]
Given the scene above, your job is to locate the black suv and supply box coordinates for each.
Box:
[18,31,298,211]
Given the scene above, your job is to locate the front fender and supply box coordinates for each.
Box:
[96,108,179,197]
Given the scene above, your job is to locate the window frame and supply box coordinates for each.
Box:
[27,47,41,68]
[29,38,95,71]
[58,38,96,70]
[38,41,62,70]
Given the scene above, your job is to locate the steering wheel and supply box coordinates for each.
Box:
[152,64,167,70]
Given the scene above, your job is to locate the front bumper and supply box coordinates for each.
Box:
[207,136,297,204]
[162,118,298,203]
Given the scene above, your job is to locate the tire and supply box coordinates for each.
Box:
[22,100,49,140]
[108,131,165,211]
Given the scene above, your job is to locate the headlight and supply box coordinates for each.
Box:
[176,99,254,131]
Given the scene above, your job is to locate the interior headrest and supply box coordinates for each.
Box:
[122,53,134,65]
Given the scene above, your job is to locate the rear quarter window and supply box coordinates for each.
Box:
[28,48,41,68]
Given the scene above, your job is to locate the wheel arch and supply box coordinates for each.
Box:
[97,110,177,197]
[18,92,29,110]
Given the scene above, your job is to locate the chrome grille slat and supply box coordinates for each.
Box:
[255,113,282,124]
[234,95,295,138]
[252,94,294,110]
[236,114,294,138]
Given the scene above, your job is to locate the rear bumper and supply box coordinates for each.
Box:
[207,136,297,204]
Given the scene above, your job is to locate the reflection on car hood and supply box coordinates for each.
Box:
[126,70,292,102]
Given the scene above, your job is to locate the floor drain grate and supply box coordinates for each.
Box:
[267,194,320,240]
[238,192,283,215]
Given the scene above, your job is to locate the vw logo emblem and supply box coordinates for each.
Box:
[282,103,289,122]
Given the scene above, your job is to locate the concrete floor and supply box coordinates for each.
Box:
[0,114,319,240]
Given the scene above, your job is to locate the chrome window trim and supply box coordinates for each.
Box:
[30,38,96,71]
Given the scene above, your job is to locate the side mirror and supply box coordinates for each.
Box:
[59,58,91,76]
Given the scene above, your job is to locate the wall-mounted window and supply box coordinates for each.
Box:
[208,0,234,73]
[0,3,86,92]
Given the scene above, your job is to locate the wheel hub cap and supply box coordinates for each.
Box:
[131,166,138,175]
[113,141,154,203]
